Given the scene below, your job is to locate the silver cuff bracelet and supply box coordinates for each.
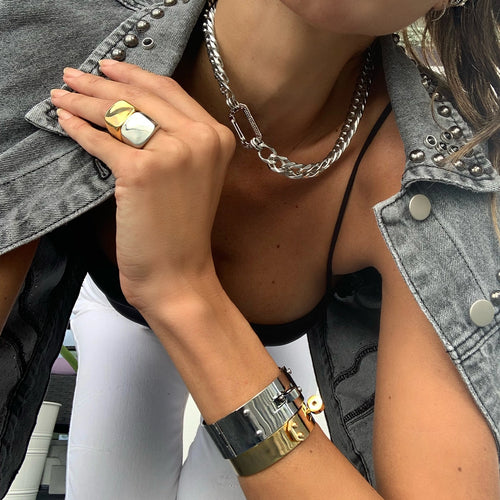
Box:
[203,367,303,458]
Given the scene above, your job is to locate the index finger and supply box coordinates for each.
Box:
[99,59,220,125]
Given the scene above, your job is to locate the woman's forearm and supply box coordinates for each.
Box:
[143,283,380,499]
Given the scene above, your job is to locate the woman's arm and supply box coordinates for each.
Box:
[372,234,500,499]
[52,62,500,498]
[143,277,381,498]
[0,240,38,334]
[126,227,500,499]
[139,225,500,499]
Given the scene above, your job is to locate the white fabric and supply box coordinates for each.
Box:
[67,276,324,499]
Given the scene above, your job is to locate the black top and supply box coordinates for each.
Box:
[88,103,393,346]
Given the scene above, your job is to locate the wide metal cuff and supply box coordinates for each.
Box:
[230,405,316,476]
[203,367,303,459]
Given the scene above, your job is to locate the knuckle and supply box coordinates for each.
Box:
[129,149,147,168]
[59,91,77,107]
[83,74,104,94]
[164,136,191,163]
[159,76,182,95]
[186,122,235,163]
[191,121,220,147]
[217,124,236,152]
[117,151,151,183]
[124,85,148,103]
[70,118,88,133]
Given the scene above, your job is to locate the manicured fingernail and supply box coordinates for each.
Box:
[56,108,74,120]
[99,59,119,67]
[63,67,84,78]
[50,88,69,98]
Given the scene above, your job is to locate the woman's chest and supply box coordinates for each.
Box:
[86,166,353,324]
[210,171,344,322]
[84,118,405,325]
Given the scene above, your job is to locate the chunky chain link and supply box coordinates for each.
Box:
[202,1,374,180]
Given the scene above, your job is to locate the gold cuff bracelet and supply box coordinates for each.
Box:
[230,395,323,476]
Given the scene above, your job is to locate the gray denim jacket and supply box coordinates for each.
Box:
[1,0,499,494]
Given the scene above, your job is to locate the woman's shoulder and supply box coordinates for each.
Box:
[377,35,500,277]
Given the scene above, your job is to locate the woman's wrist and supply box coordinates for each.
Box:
[126,259,223,325]
[144,278,231,333]
[141,275,280,423]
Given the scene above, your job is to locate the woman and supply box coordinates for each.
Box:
[0,0,499,498]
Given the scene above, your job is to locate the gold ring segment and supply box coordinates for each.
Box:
[104,100,136,141]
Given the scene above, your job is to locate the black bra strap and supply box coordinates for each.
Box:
[326,102,393,289]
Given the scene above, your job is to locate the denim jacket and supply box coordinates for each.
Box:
[1,0,499,494]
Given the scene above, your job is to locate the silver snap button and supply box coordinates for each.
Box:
[124,34,139,48]
[409,150,425,163]
[469,300,495,327]
[469,165,483,177]
[437,105,451,117]
[490,290,500,306]
[424,135,437,148]
[409,194,431,221]
[421,74,432,89]
[449,126,463,139]
[111,48,126,61]
[151,8,164,18]
[137,20,150,32]
[432,153,445,164]
[440,131,453,142]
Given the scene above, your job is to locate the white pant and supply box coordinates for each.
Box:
[67,276,324,499]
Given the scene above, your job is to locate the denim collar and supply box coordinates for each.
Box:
[381,36,499,192]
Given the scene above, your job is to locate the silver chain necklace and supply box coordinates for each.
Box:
[202,0,375,180]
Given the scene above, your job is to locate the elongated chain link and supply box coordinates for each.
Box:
[202,0,375,179]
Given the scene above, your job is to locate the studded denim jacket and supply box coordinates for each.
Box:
[0,0,499,493]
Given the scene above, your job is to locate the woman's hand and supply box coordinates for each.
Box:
[51,60,235,316]
[50,60,281,428]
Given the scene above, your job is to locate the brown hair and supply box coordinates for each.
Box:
[404,0,500,170]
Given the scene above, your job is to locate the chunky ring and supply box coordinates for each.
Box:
[104,100,135,141]
[104,100,159,148]
[121,111,159,148]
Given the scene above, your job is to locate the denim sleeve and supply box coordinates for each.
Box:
[0,0,132,253]
[0,0,205,255]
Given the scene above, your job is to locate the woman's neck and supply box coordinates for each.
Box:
[179,0,376,152]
